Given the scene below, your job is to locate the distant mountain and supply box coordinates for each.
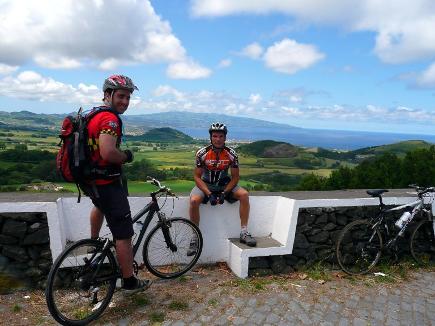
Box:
[238,140,299,158]
[1,110,435,149]
[125,127,194,143]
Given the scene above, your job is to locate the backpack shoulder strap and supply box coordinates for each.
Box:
[86,106,123,134]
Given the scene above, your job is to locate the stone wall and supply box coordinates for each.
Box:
[0,213,52,289]
[249,205,403,276]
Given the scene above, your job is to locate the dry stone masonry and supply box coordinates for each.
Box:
[249,205,406,276]
[0,212,52,289]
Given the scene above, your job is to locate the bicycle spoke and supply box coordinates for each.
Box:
[336,220,382,275]
[143,218,202,278]
[46,239,117,325]
[411,221,435,266]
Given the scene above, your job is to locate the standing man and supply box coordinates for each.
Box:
[80,75,151,294]
[188,123,257,255]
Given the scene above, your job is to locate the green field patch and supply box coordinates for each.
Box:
[57,180,195,194]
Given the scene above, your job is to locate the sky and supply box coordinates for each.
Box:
[0,0,435,135]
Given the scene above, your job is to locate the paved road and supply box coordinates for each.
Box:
[2,268,434,325]
[99,269,435,326]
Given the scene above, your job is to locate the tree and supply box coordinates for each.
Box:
[14,144,28,151]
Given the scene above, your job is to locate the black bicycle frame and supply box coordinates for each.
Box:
[130,191,177,256]
[88,190,177,281]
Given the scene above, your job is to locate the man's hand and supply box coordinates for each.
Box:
[123,149,134,163]
[218,192,225,204]
[209,193,218,206]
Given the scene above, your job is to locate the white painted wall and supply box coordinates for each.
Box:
[57,196,281,264]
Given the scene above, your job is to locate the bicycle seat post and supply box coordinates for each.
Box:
[378,195,385,209]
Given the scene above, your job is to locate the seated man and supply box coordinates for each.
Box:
[188,122,257,254]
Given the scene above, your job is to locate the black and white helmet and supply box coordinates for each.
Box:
[209,122,227,135]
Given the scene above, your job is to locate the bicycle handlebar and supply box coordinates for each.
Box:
[146,176,179,198]
[408,184,435,197]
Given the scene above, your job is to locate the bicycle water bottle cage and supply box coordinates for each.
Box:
[366,189,389,197]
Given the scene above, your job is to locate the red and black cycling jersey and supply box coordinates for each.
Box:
[195,144,239,185]
[86,106,122,185]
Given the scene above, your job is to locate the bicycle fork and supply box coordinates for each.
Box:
[159,214,177,252]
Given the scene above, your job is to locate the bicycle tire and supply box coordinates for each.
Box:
[143,217,203,279]
[410,220,435,266]
[336,219,383,275]
[46,239,118,325]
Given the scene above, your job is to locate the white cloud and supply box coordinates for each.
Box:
[0,71,100,104]
[239,42,264,59]
[0,0,204,71]
[34,56,81,69]
[190,0,435,64]
[136,84,435,125]
[217,58,232,68]
[263,39,324,74]
[98,58,122,71]
[166,60,212,79]
[0,64,19,75]
[290,95,303,103]
[249,93,262,104]
[153,85,186,100]
[415,62,435,88]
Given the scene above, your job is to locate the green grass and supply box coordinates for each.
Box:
[208,298,219,306]
[149,311,165,323]
[11,304,22,313]
[131,294,150,306]
[168,300,189,310]
[301,262,331,281]
[56,180,195,194]
[223,277,272,293]
[0,273,23,294]
[177,275,189,283]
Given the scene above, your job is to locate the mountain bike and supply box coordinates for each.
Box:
[45,177,203,325]
[336,185,434,275]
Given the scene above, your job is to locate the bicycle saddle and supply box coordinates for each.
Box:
[366,189,389,197]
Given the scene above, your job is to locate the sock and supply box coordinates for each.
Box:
[123,276,137,289]
[241,226,248,234]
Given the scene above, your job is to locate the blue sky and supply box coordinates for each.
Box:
[0,0,434,135]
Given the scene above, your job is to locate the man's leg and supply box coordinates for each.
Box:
[232,187,256,247]
[98,181,150,293]
[189,187,205,226]
[188,187,205,256]
[232,187,250,228]
[90,206,104,239]
[115,238,134,278]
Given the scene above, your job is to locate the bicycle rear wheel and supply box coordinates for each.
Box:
[143,217,203,279]
[336,219,383,275]
[45,239,118,325]
[410,220,435,266]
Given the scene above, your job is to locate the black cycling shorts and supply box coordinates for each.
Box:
[79,180,134,240]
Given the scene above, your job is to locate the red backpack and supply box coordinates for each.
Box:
[56,107,122,201]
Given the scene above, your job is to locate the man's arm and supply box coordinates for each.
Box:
[224,167,240,194]
[99,134,129,164]
[194,167,212,196]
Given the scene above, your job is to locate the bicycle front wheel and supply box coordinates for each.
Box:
[45,239,118,325]
[143,217,203,279]
[410,220,435,266]
[336,219,383,275]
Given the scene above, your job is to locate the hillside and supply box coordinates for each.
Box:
[314,140,433,161]
[1,110,435,149]
[125,127,194,143]
[238,140,299,158]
